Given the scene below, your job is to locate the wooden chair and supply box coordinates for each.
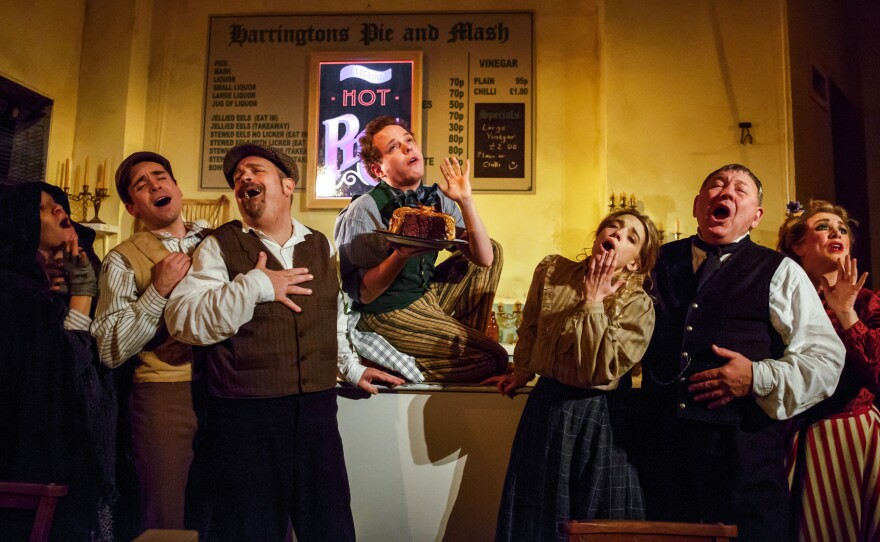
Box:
[133,195,229,233]
[0,481,69,542]
[133,529,199,541]
[563,520,738,541]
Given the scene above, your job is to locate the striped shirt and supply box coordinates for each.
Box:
[91,223,205,368]
[64,308,92,331]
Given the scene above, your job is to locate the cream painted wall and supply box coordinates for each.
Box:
[604,0,792,248]
[73,0,153,231]
[0,0,87,185]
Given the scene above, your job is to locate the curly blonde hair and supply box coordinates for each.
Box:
[776,200,857,264]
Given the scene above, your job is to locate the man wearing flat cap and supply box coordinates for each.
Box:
[92,152,208,532]
[165,143,402,540]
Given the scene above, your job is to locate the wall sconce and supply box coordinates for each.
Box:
[739,122,753,145]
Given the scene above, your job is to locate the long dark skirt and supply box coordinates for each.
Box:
[495,377,644,542]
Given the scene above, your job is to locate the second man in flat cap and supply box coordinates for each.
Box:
[165,143,402,541]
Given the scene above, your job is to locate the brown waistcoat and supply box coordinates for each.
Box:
[202,221,340,398]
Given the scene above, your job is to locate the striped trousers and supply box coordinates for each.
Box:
[787,404,880,542]
[358,239,508,382]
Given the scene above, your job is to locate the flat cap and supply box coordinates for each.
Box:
[115,152,174,204]
[222,143,298,188]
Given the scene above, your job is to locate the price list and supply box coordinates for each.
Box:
[433,53,532,190]
[204,59,306,178]
[447,78,466,157]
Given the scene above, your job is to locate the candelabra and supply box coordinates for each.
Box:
[57,157,111,223]
[608,191,638,212]
[65,185,110,223]
[656,222,682,244]
[607,190,683,244]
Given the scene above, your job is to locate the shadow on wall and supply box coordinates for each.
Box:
[414,391,523,541]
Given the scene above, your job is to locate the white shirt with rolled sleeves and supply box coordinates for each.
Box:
[164,218,367,386]
[691,241,845,420]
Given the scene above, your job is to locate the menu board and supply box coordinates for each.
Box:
[201,12,534,194]
[474,103,525,178]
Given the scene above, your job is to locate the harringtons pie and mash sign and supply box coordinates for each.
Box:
[200,13,533,198]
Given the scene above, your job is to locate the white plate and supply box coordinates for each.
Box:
[376,229,468,250]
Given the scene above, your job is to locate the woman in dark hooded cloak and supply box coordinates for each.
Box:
[0,181,116,541]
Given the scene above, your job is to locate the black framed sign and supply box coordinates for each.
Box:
[306,52,422,208]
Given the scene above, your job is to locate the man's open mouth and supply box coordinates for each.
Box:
[242,186,263,200]
[154,196,172,207]
[711,205,731,219]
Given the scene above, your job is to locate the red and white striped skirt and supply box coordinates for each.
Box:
[788,404,880,542]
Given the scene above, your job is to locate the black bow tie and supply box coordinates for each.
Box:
[692,235,747,290]
[692,235,743,257]
[386,182,441,210]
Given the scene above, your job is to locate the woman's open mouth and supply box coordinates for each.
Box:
[60,217,72,228]
[601,240,615,251]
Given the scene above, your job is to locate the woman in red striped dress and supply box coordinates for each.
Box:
[777,200,880,542]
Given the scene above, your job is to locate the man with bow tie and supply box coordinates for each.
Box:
[635,164,844,541]
[334,115,508,382]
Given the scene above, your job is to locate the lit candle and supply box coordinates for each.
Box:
[674,218,680,232]
[619,194,627,208]
[64,158,70,191]
[102,158,109,189]
[629,193,636,208]
[55,161,62,186]
[73,165,81,194]
[609,192,615,207]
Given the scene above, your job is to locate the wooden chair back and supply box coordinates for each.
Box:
[0,481,69,542]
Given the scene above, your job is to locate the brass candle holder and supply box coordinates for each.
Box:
[65,185,110,223]
[88,187,110,223]
[58,157,111,223]
[608,191,638,212]
[672,220,682,241]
